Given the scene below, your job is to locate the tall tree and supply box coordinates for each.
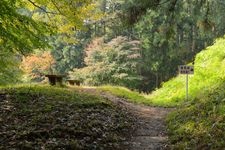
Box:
[121,0,225,90]
[69,36,142,89]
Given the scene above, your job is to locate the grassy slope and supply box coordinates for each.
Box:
[148,38,225,106]
[167,82,225,149]
[166,38,225,148]
[0,85,134,149]
[98,85,151,105]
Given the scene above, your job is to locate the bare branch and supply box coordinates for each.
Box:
[27,0,59,15]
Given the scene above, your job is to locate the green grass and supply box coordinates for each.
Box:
[0,84,105,106]
[159,37,225,148]
[167,82,225,149]
[0,84,134,149]
[98,84,189,107]
[98,85,153,105]
[147,37,225,106]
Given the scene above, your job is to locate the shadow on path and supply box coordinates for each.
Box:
[78,88,173,150]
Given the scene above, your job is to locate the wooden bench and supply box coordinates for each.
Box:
[45,74,66,86]
[67,79,81,86]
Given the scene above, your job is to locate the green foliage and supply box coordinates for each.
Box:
[0,52,22,85]
[148,37,225,106]
[0,0,50,54]
[3,0,225,93]
[167,82,225,149]
[0,0,99,85]
[0,0,96,70]
[122,0,160,24]
[0,84,134,149]
[51,43,84,74]
[121,0,225,91]
[82,33,225,107]
[49,32,91,74]
[69,36,143,89]
[23,0,96,32]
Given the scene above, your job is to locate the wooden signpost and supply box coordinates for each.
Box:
[178,65,194,101]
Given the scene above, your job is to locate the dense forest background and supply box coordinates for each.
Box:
[1,0,225,92]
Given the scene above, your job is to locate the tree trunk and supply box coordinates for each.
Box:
[155,73,159,88]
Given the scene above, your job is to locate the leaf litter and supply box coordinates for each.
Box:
[0,86,135,149]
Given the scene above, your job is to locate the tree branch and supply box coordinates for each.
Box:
[50,0,65,16]
[27,0,59,15]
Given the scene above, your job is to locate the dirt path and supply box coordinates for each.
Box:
[78,88,173,150]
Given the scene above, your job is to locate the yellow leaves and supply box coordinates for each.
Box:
[19,0,100,35]
[32,13,47,22]
[58,23,76,33]
[81,3,104,21]
[20,0,36,10]
[21,51,55,79]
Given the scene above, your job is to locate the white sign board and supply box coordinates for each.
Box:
[179,65,194,74]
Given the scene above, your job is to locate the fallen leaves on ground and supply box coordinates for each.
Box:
[0,86,135,149]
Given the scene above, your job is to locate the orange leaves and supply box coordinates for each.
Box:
[21,51,55,80]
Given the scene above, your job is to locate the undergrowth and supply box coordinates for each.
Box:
[167,82,225,149]
[165,37,225,148]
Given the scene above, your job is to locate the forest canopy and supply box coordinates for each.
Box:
[0,0,95,54]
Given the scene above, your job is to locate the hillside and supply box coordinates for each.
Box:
[0,85,134,149]
[148,37,225,106]
[167,82,225,148]
[155,37,225,148]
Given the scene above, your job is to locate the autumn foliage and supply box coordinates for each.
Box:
[21,51,55,81]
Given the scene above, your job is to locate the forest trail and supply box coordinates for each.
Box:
[77,88,173,150]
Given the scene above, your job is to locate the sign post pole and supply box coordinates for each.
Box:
[186,74,188,101]
[178,65,194,101]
